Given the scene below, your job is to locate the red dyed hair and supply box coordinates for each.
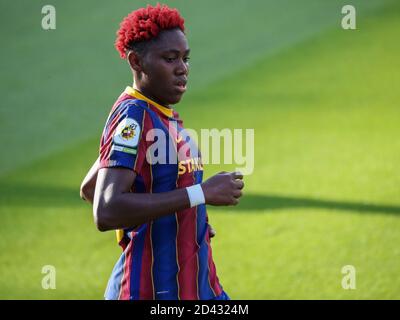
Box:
[115,3,185,59]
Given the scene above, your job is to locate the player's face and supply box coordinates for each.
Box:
[140,28,190,106]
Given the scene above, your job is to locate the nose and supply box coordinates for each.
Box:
[175,58,189,76]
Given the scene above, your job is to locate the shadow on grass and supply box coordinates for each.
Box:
[220,194,400,215]
[0,183,399,215]
[0,183,84,208]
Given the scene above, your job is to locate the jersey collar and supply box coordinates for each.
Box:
[124,86,174,118]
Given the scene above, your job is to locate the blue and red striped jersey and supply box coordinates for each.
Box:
[99,86,224,300]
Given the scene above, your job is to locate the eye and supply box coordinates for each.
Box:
[164,57,176,63]
[183,56,190,63]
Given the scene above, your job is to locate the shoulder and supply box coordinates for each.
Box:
[120,99,149,118]
[112,100,158,143]
[109,99,155,129]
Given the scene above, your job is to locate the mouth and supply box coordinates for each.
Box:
[174,79,187,93]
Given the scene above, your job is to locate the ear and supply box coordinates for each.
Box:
[127,51,143,73]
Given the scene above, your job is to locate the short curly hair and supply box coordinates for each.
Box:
[115,3,185,59]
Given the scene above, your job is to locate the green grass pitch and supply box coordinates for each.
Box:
[0,0,399,299]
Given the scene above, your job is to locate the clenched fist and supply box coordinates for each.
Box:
[201,171,244,206]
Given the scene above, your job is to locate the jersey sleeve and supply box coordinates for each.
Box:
[99,102,148,173]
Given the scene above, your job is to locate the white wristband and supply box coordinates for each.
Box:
[186,184,206,208]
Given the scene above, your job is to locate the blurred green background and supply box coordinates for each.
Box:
[0,0,399,299]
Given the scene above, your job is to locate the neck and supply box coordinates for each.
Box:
[132,83,171,109]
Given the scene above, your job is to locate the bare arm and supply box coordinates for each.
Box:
[93,167,244,232]
[80,157,99,204]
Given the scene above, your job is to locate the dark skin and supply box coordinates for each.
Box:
[128,28,191,106]
[80,28,244,232]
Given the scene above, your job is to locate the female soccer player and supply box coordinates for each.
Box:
[80,4,244,300]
